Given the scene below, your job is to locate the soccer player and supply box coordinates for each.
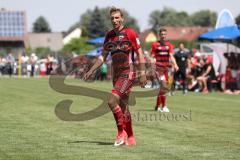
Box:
[84,6,147,146]
[150,28,179,112]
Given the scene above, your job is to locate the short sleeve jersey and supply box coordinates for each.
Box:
[151,41,173,67]
[103,27,141,74]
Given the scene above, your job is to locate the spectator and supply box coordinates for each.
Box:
[29,53,38,77]
[196,56,216,93]
[100,62,107,81]
[21,53,29,76]
[46,54,54,75]
[39,61,47,77]
[5,53,15,77]
[224,52,239,92]
[0,56,6,75]
[188,56,202,92]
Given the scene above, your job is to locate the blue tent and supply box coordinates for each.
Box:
[86,47,112,62]
[199,25,240,41]
[87,37,105,44]
[86,47,103,56]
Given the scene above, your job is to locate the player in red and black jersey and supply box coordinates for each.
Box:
[150,28,179,112]
[84,6,147,146]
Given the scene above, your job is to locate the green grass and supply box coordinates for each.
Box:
[0,77,239,160]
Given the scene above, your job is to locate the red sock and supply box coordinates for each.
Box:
[160,95,166,107]
[112,106,124,133]
[156,95,161,107]
[124,111,133,137]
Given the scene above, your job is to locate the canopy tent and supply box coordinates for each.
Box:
[86,47,103,57]
[87,37,105,44]
[199,25,240,41]
[198,9,240,75]
[200,43,240,74]
[86,47,112,62]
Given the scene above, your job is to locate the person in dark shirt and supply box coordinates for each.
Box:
[196,56,216,92]
[224,52,239,92]
[172,43,190,95]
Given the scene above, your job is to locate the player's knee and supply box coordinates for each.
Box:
[161,85,169,93]
[108,98,117,109]
[160,85,169,94]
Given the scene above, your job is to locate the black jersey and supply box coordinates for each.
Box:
[174,49,189,69]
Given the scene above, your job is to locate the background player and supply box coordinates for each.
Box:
[150,28,179,112]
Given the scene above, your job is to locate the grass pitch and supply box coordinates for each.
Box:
[0,77,239,160]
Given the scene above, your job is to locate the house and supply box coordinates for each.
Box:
[63,27,82,45]
[0,8,64,52]
[164,26,209,41]
[140,27,209,43]
[0,9,28,53]
[139,30,157,43]
[27,33,63,51]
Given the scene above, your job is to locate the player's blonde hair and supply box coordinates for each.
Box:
[109,6,123,17]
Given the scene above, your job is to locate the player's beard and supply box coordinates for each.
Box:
[113,21,124,30]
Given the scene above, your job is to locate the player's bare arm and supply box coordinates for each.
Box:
[136,47,147,87]
[170,53,179,71]
[83,50,109,80]
[202,65,212,77]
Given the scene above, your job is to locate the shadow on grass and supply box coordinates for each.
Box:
[137,109,155,112]
[68,140,113,146]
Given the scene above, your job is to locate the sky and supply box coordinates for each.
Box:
[1,0,240,32]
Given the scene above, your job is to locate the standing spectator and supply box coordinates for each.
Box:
[30,53,38,77]
[21,53,29,76]
[100,62,107,81]
[46,54,54,75]
[39,61,47,77]
[0,56,6,75]
[5,53,15,77]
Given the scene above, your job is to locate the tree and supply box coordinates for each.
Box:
[62,37,94,54]
[148,8,217,32]
[176,11,192,26]
[149,7,192,33]
[87,7,107,38]
[191,10,217,27]
[33,16,51,33]
[123,11,140,32]
[236,14,240,25]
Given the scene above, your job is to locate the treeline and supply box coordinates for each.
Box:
[29,6,240,55]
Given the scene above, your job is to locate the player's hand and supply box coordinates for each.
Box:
[150,57,156,64]
[83,70,93,80]
[174,65,179,72]
[139,73,147,88]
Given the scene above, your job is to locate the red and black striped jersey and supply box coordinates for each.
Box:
[103,27,141,76]
[151,41,173,67]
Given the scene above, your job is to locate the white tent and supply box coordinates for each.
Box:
[200,42,240,75]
